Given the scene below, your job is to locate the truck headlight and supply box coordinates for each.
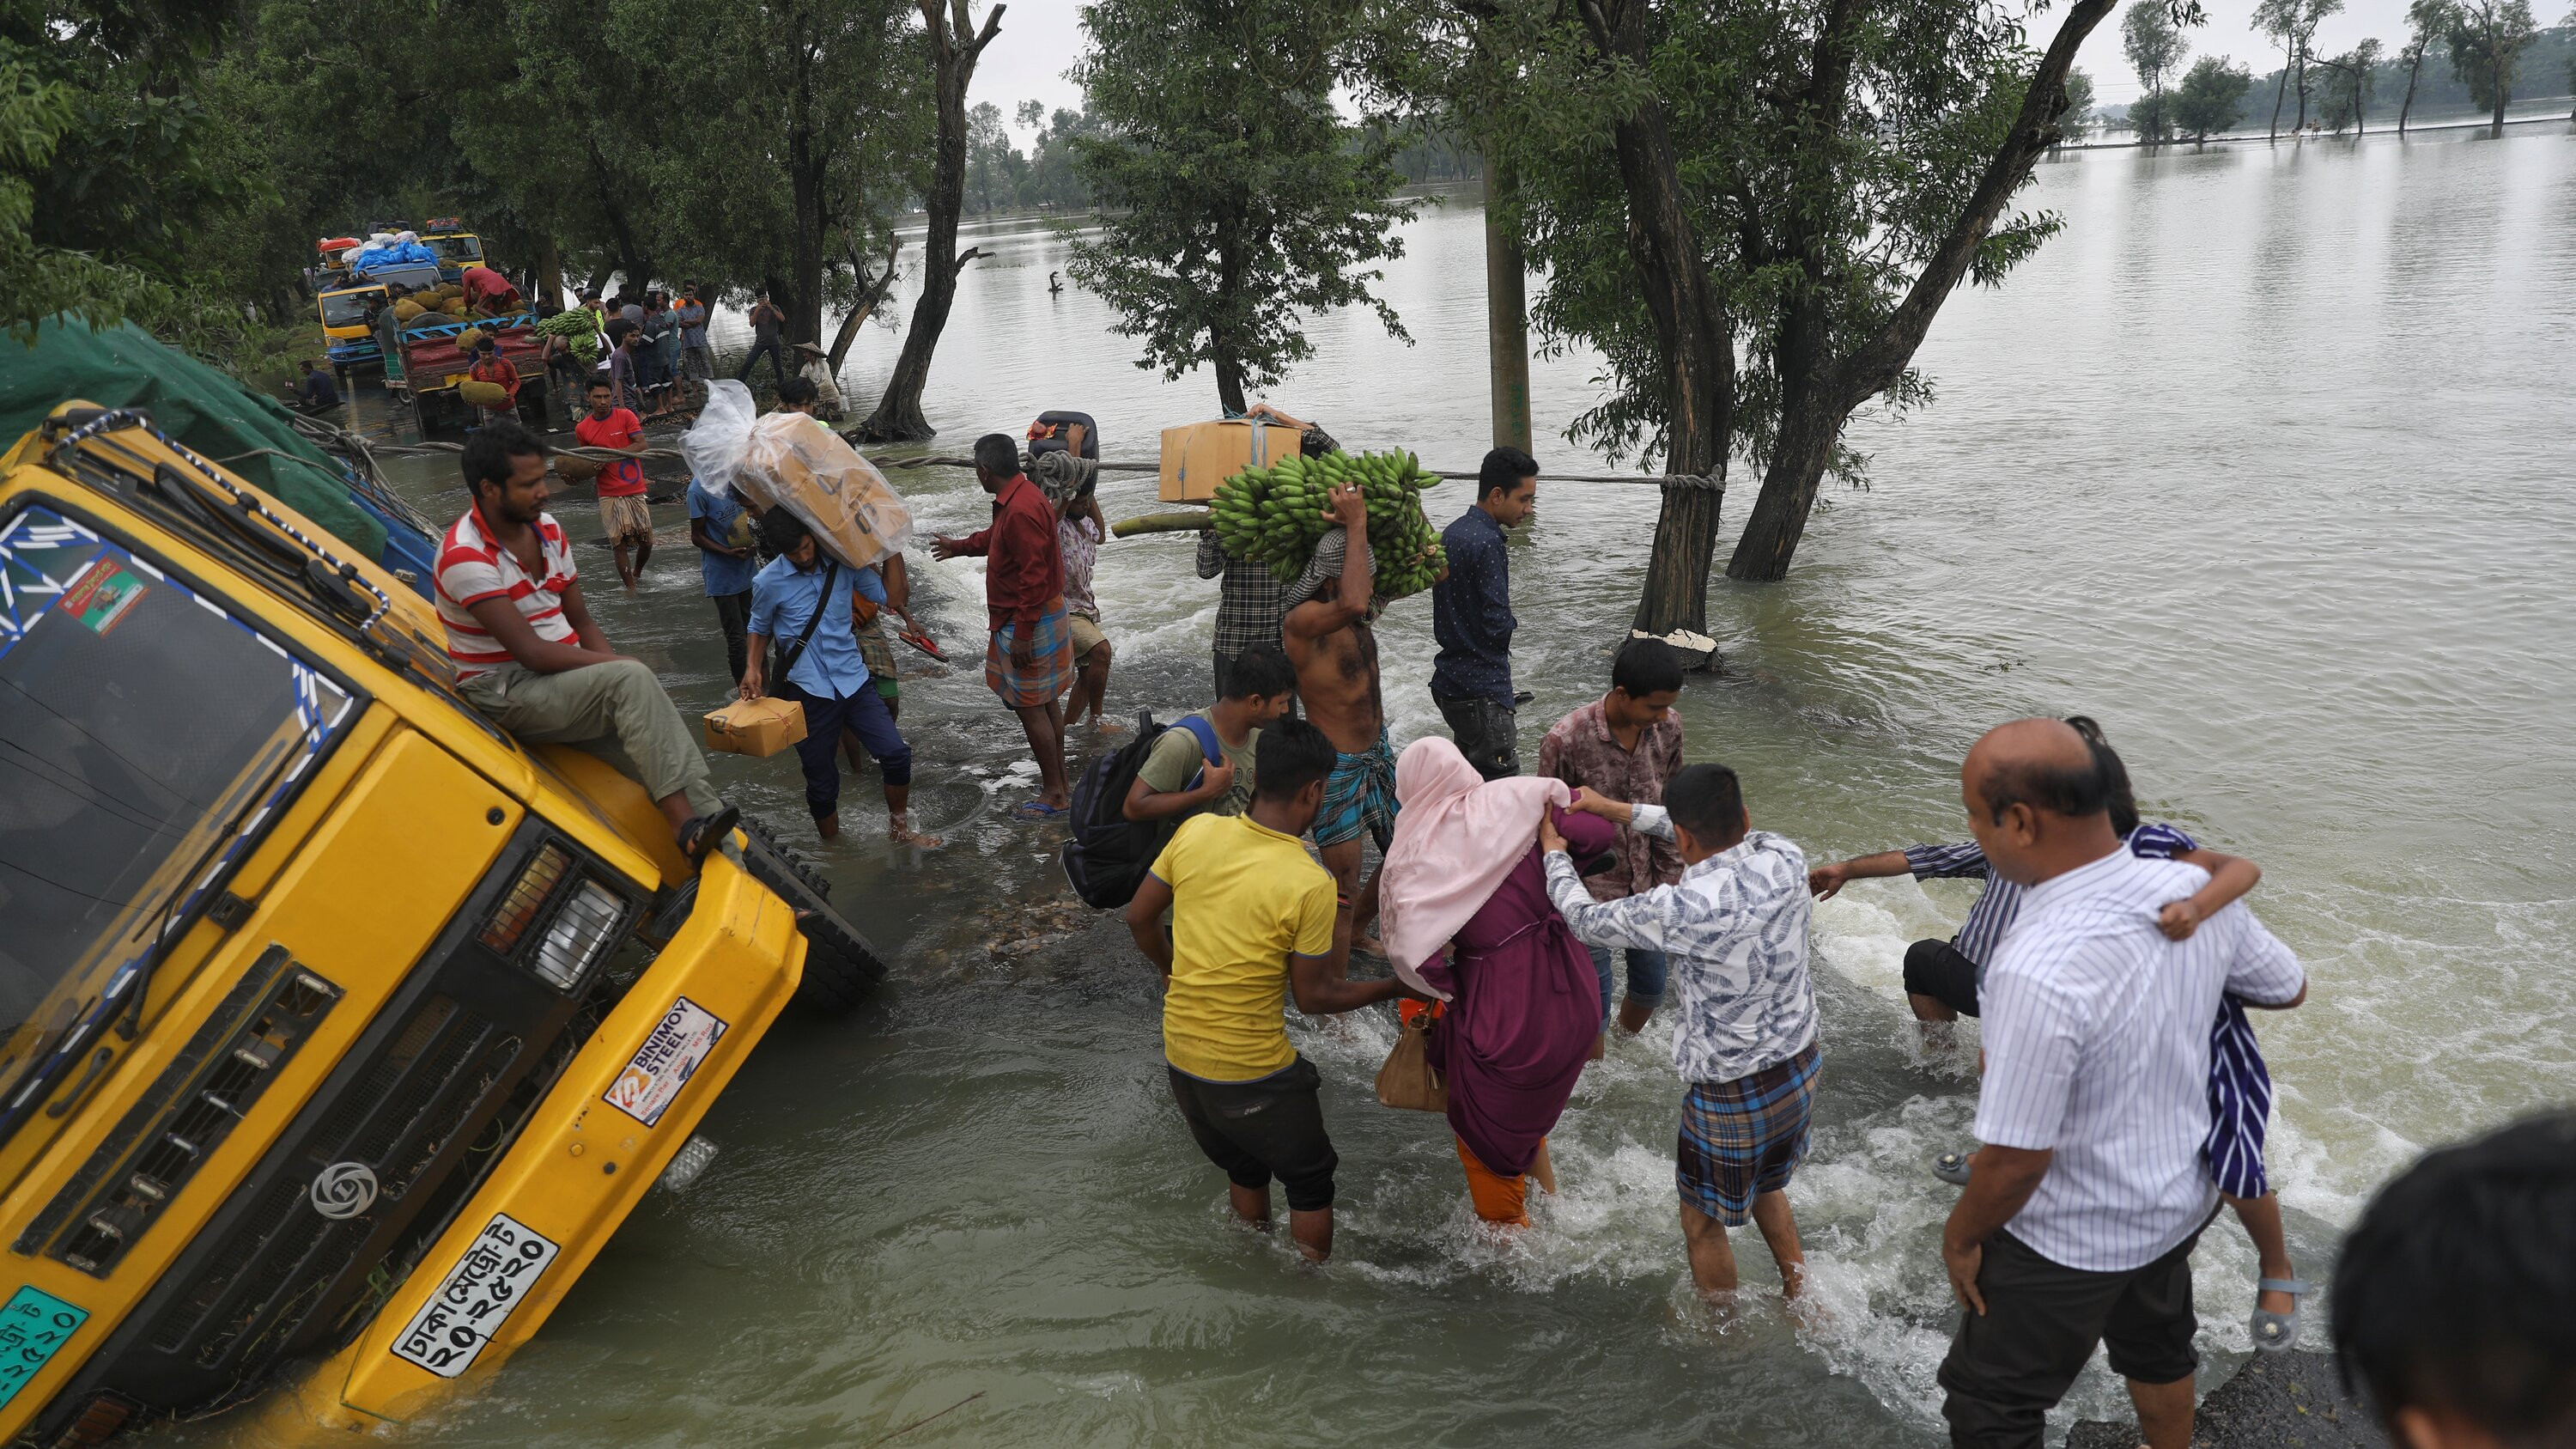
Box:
[529,878,623,992]
[479,843,572,955]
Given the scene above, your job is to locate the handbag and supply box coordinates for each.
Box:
[768,560,840,689]
[1374,1008,1449,1112]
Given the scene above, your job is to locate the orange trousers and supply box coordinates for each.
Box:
[1456,1136,1555,1227]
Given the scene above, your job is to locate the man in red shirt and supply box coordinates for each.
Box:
[574,378,653,589]
[932,432,1074,815]
[465,336,520,428]
[460,264,522,315]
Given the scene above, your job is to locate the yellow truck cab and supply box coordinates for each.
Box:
[416,224,483,286]
[314,284,386,374]
[0,405,879,1443]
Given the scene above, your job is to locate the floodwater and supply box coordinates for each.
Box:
[237,127,2576,1446]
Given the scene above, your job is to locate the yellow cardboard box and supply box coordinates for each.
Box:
[703,697,807,757]
[1158,418,1303,502]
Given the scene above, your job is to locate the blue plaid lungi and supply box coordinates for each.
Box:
[985,600,1075,709]
[1677,1040,1821,1226]
[1315,728,1398,850]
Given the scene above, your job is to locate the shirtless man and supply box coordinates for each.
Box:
[1282,483,1391,951]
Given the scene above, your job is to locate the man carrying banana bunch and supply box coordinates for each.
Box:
[1282,483,1395,957]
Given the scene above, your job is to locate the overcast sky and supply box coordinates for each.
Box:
[968,0,2472,129]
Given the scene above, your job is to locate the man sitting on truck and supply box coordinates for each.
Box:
[439,419,738,867]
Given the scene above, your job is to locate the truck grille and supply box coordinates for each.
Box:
[21,948,341,1277]
[144,995,515,1368]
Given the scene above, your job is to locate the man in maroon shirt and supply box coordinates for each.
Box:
[932,432,1075,813]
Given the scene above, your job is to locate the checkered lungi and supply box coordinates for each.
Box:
[854,614,901,698]
[985,600,1075,709]
[1676,1040,1821,1226]
[1315,728,1398,850]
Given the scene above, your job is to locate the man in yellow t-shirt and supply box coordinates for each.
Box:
[1125,717,1408,1263]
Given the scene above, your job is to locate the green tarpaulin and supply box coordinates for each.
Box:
[0,319,386,558]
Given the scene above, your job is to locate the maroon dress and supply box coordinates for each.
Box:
[1417,807,1619,1178]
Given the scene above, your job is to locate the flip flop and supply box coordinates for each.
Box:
[898,627,948,662]
[1012,800,1068,820]
[677,805,741,868]
[2250,1277,2308,1354]
[1931,1148,1974,1187]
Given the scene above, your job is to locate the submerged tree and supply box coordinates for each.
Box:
[2124,3,2190,142]
[2444,0,2540,131]
[2317,39,2385,131]
[2255,0,2343,134]
[2172,55,2256,137]
[2059,69,2099,141]
[2397,0,2454,131]
[1069,0,1413,414]
[856,0,1005,441]
[1369,0,2123,618]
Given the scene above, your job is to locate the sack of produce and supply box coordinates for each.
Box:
[1208,447,1443,601]
[683,381,911,569]
[458,379,510,409]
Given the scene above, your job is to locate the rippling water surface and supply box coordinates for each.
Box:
[216,129,2576,1447]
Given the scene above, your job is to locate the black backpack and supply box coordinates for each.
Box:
[1060,709,1221,909]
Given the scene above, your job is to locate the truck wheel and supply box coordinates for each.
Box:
[737,814,888,1014]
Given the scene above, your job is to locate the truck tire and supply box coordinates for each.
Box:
[737,814,888,1014]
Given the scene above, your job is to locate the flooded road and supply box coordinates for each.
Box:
[217,126,2576,1446]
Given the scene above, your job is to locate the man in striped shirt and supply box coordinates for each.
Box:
[1935,720,2306,1449]
[439,421,735,863]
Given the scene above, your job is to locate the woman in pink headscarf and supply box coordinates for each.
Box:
[1379,737,1619,1227]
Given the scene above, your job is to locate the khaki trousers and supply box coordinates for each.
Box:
[460,659,720,818]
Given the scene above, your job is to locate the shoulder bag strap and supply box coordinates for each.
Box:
[771,560,841,685]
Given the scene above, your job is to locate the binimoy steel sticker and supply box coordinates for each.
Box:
[388,1213,559,1379]
[602,997,728,1129]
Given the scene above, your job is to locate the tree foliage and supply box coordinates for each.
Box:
[1067,0,1414,414]
[2124,3,2190,98]
[2444,0,2541,123]
[2172,55,2255,136]
[2317,38,2385,130]
[2254,0,2344,132]
[2059,69,2098,140]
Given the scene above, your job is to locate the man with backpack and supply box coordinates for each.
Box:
[1123,645,1297,825]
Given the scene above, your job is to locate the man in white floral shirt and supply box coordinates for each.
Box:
[1541,764,1820,1303]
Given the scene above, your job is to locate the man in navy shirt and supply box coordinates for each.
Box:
[294,360,342,411]
[739,508,939,848]
[1431,447,1538,780]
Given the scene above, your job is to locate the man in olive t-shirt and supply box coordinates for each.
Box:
[1123,643,1296,826]
[1124,717,1410,1263]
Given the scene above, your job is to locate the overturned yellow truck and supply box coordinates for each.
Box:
[0,404,879,1444]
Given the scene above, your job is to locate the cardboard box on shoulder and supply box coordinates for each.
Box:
[1158,418,1303,502]
[704,696,807,757]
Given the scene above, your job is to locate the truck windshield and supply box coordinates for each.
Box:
[0,505,354,1122]
[320,291,380,327]
[426,235,481,265]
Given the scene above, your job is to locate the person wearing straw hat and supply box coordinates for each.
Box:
[791,341,845,422]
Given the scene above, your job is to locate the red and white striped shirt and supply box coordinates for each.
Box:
[435,507,577,680]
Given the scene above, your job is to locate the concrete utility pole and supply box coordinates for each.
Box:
[1483,162,1533,454]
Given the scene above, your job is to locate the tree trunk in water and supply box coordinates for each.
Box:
[1483,162,1533,454]
[2493,87,2509,134]
[2399,58,2421,132]
[1572,0,1733,644]
[532,234,564,309]
[1212,351,1248,417]
[2294,46,2309,129]
[1725,0,2115,582]
[789,145,826,346]
[2270,63,2289,137]
[827,240,901,373]
[855,0,1005,442]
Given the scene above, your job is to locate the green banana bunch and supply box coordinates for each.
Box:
[1206,447,1443,599]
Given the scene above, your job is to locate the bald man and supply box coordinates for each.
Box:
[1935,720,2306,1449]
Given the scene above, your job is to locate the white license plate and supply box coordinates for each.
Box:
[388,1212,558,1378]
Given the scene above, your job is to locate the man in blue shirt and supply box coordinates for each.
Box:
[1431,447,1538,780]
[739,508,938,847]
[687,479,761,684]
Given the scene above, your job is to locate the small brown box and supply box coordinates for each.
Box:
[703,696,807,757]
[1157,418,1303,502]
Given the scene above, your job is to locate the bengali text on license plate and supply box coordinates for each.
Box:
[389,1212,558,1379]
[0,1286,87,1408]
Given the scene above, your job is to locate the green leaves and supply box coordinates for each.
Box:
[1065,0,1416,410]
